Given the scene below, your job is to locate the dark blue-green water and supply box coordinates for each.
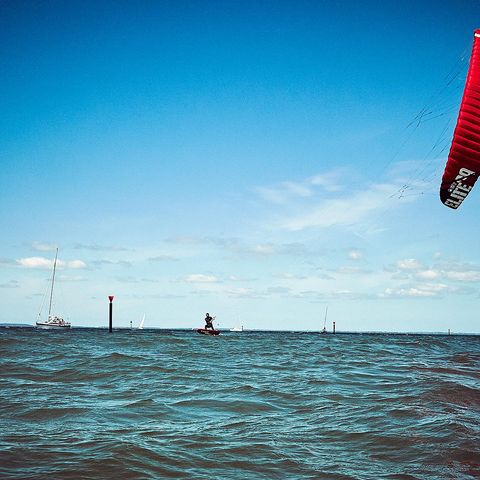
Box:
[0,328,479,479]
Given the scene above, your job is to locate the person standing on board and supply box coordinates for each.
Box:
[204,313,215,330]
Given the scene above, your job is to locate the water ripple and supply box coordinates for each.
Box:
[0,329,479,479]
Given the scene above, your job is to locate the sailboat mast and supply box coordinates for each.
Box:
[324,306,328,328]
[48,248,58,316]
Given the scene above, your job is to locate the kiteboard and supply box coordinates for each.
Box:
[197,328,220,336]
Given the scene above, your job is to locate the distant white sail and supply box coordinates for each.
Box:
[138,314,145,330]
[321,306,328,334]
[36,248,71,330]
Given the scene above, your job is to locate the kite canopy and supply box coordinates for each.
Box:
[440,29,480,209]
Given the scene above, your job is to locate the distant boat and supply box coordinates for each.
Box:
[230,325,243,332]
[320,306,328,334]
[138,314,145,330]
[36,248,71,330]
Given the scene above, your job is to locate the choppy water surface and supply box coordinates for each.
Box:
[0,328,479,479]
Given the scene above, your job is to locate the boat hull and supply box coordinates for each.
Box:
[36,323,71,330]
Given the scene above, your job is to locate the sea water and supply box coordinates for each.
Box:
[0,328,479,479]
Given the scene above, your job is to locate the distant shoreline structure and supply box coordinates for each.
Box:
[0,324,478,336]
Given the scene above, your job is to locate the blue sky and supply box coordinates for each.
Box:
[1,1,480,332]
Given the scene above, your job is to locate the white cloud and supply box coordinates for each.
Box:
[92,259,132,268]
[255,181,313,205]
[151,293,186,299]
[348,250,363,260]
[390,271,411,280]
[17,257,53,269]
[253,244,275,255]
[73,243,131,251]
[184,274,218,283]
[255,170,345,205]
[280,183,406,231]
[406,260,480,283]
[283,181,312,197]
[148,255,178,262]
[314,271,335,280]
[116,276,141,283]
[228,275,256,282]
[382,256,480,301]
[16,257,87,269]
[57,275,87,282]
[32,242,57,252]
[255,187,288,204]
[383,283,449,298]
[225,287,262,298]
[223,242,279,258]
[415,269,440,280]
[288,288,376,301]
[335,266,371,275]
[309,171,345,192]
[444,271,480,282]
[384,287,431,298]
[266,286,292,295]
[397,259,423,270]
[164,235,199,244]
[230,241,319,259]
[67,260,87,269]
[274,273,308,280]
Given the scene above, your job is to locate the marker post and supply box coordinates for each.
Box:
[108,295,114,333]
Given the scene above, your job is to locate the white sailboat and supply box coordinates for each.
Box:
[138,314,145,330]
[320,306,328,334]
[36,248,71,329]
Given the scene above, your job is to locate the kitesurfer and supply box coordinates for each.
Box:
[204,313,214,330]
